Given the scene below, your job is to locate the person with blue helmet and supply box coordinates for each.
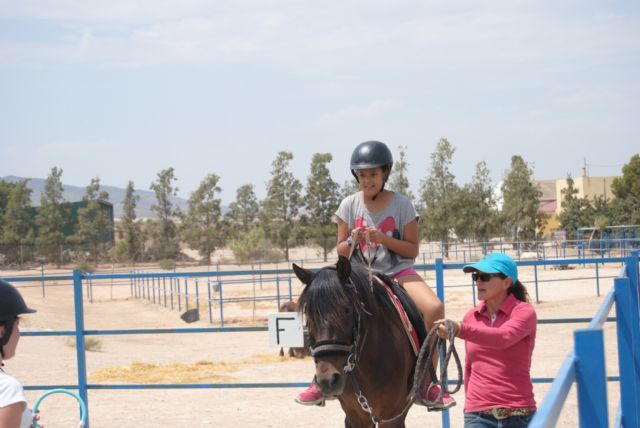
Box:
[0,279,37,428]
[435,252,537,427]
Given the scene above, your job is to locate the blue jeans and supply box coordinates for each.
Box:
[464,411,535,428]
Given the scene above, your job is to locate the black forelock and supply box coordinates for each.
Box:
[298,262,395,330]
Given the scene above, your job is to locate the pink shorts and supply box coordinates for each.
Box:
[393,268,420,280]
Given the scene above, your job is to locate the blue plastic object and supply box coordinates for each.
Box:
[32,388,87,428]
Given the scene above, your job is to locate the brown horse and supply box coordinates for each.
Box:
[278,301,311,358]
[293,256,421,428]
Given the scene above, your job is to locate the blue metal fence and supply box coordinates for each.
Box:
[529,251,640,428]
[4,253,638,428]
[119,256,625,326]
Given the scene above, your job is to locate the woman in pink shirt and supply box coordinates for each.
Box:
[436,252,537,427]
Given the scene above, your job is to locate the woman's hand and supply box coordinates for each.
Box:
[433,319,460,339]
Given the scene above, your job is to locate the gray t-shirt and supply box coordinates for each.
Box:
[335,192,419,277]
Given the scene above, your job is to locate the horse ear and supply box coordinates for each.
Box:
[292,263,315,286]
[336,255,352,283]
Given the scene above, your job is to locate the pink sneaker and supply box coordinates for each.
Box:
[416,383,456,411]
[294,383,332,406]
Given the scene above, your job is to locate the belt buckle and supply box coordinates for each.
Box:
[492,408,510,420]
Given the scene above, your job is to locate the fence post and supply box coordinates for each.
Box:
[195,280,200,313]
[574,328,608,428]
[626,251,639,311]
[434,258,445,302]
[177,279,181,311]
[170,279,174,310]
[534,263,540,304]
[40,263,45,297]
[185,279,189,311]
[434,258,450,428]
[207,281,213,324]
[163,277,167,307]
[595,262,600,297]
[72,269,90,427]
[276,276,281,310]
[614,277,640,427]
[218,281,224,327]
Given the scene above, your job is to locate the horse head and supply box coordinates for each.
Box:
[294,256,373,397]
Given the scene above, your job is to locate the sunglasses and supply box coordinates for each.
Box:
[472,272,506,282]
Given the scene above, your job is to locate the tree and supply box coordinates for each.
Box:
[0,181,17,236]
[501,156,543,243]
[419,138,459,255]
[558,175,595,239]
[610,154,640,225]
[387,145,415,202]
[611,154,640,199]
[305,153,340,261]
[453,161,500,243]
[261,151,303,261]
[2,179,35,264]
[117,181,144,262]
[74,178,113,264]
[35,167,69,267]
[182,174,224,265]
[229,227,279,262]
[148,168,181,261]
[225,184,260,235]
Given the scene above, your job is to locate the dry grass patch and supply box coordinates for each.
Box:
[89,354,290,384]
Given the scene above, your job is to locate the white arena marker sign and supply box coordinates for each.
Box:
[268,312,304,348]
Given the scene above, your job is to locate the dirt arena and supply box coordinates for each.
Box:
[4,257,627,427]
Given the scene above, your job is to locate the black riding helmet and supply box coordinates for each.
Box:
[350,141,394,199]
[0,279,36,357]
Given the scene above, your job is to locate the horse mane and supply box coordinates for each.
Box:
[298,262,396,328]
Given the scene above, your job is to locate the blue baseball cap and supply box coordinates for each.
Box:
[462,252,518,283]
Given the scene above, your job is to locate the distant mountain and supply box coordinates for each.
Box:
[1,176,189,219]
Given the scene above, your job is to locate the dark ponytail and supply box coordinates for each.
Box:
[509,280,530,303]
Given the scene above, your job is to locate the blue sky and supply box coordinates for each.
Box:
[1,1,638,204]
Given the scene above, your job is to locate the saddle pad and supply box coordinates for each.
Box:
[375,275,422,356]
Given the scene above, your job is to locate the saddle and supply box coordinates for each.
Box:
[373,273,427,355]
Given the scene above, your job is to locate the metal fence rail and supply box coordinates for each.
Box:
[529,251,640,428]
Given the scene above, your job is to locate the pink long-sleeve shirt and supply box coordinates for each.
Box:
[458,293,537,412]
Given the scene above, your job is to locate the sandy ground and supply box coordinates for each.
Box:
[3,260,627,428]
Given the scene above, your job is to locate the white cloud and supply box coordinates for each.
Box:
[1,1,637,70]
